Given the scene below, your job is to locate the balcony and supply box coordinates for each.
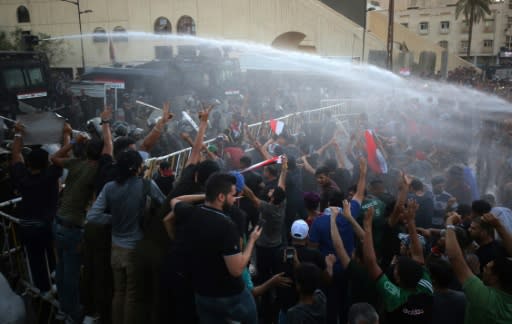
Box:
[482,46,494,53]
[484,26,494,33]
[440,28,450,34]
[459,47,469,54]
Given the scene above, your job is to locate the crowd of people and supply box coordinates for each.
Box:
[2,81,512,324]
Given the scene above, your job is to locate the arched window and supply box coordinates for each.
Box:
[154,17,172,34]
[17,6,30,23]
[112,26,128,42]
[93,27,107,43]
[177,16,196,35]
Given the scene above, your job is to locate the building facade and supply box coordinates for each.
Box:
[0,0,386,72]
[386,0,512,66]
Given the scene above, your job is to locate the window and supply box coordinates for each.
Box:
[154,17,172,34]
[440,21,450,34]
[461,20,469,33]
[506,35,512,47]
[16,6,30,23]
[439,40,448,49]
[484,39,494,48]
[177,16,196,35]
[401,22,409,28]
[484,19,494,33]
[461,40,469,51]
[112,26,128,42]
[27,67,44,87]
[93,27,107,42]
[510,0,512,9]
[419,21,429,34]
[2,68,25,89]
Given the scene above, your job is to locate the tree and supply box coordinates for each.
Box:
[0,28,71,66]
[455,0,492,58]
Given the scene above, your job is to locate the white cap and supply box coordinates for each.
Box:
[291,220,309,240]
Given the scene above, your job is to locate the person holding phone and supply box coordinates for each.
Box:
[272,219,327,323]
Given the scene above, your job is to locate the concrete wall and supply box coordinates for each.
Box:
[0,0,387,69]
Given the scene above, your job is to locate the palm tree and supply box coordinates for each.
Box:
[455,0,492,58]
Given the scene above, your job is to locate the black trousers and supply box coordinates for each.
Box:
[82,222,112,322]
[19,220,54,292]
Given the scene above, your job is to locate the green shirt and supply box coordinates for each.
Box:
[376,268,433,312]
[463,275,512,324]
[58,158,98,226]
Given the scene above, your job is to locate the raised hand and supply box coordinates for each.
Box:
[14,121,25,134]
[100,105,113,121]
[161,101,173,123]
[250,225,262,242]
[446,212,462,226]
[76,132,89,144]
[342,200,352,220]
[482,212,501,228]
[63,122,72,136]
[198,104,213,123]
[329,206,340,221]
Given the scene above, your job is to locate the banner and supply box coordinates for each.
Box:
[18,112,65,145]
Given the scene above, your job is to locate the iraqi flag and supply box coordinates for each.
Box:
[270,119,284,135]
[365,129,388,174]
[240,156,281,173]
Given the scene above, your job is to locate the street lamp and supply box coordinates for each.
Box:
[362,7,376,63]
[61,0,92,71]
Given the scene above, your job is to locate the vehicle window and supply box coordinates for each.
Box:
[2,68,26,89]
[26,67,45,87]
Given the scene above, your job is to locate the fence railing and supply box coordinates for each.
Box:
[0,197,60,322]
[145,102,362,176]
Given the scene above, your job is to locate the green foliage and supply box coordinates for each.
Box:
[0,28,71,66]
[455,0,492,58]
[455,0,492,23]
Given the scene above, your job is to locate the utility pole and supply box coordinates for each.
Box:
[386,0,394,70]
[77,0,85,70]
[61,0,92,71]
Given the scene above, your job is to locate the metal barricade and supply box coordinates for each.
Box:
[0,197,60,321]
[146,101,363,175]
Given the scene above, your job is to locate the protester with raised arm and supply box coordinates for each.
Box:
[10,122,62,295]
[363,202,434,323]
[51,125,103,323]
[445,212,512,323]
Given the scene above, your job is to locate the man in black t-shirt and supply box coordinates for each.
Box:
[153,162,175,196]
[10,128,62,293]
[171,173,262,324]
[273,220,326,318]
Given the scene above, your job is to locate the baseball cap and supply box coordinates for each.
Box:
[291,220,309,240]
[229,171,245,193]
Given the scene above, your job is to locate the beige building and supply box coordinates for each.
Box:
[0,0,388,72]
[378,0,512,65]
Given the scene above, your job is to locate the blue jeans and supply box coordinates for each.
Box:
[54,222,84,322]
[195,288,257,324]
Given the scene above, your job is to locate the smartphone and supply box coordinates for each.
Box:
[285,247,295,261]
[257,218,266,228]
